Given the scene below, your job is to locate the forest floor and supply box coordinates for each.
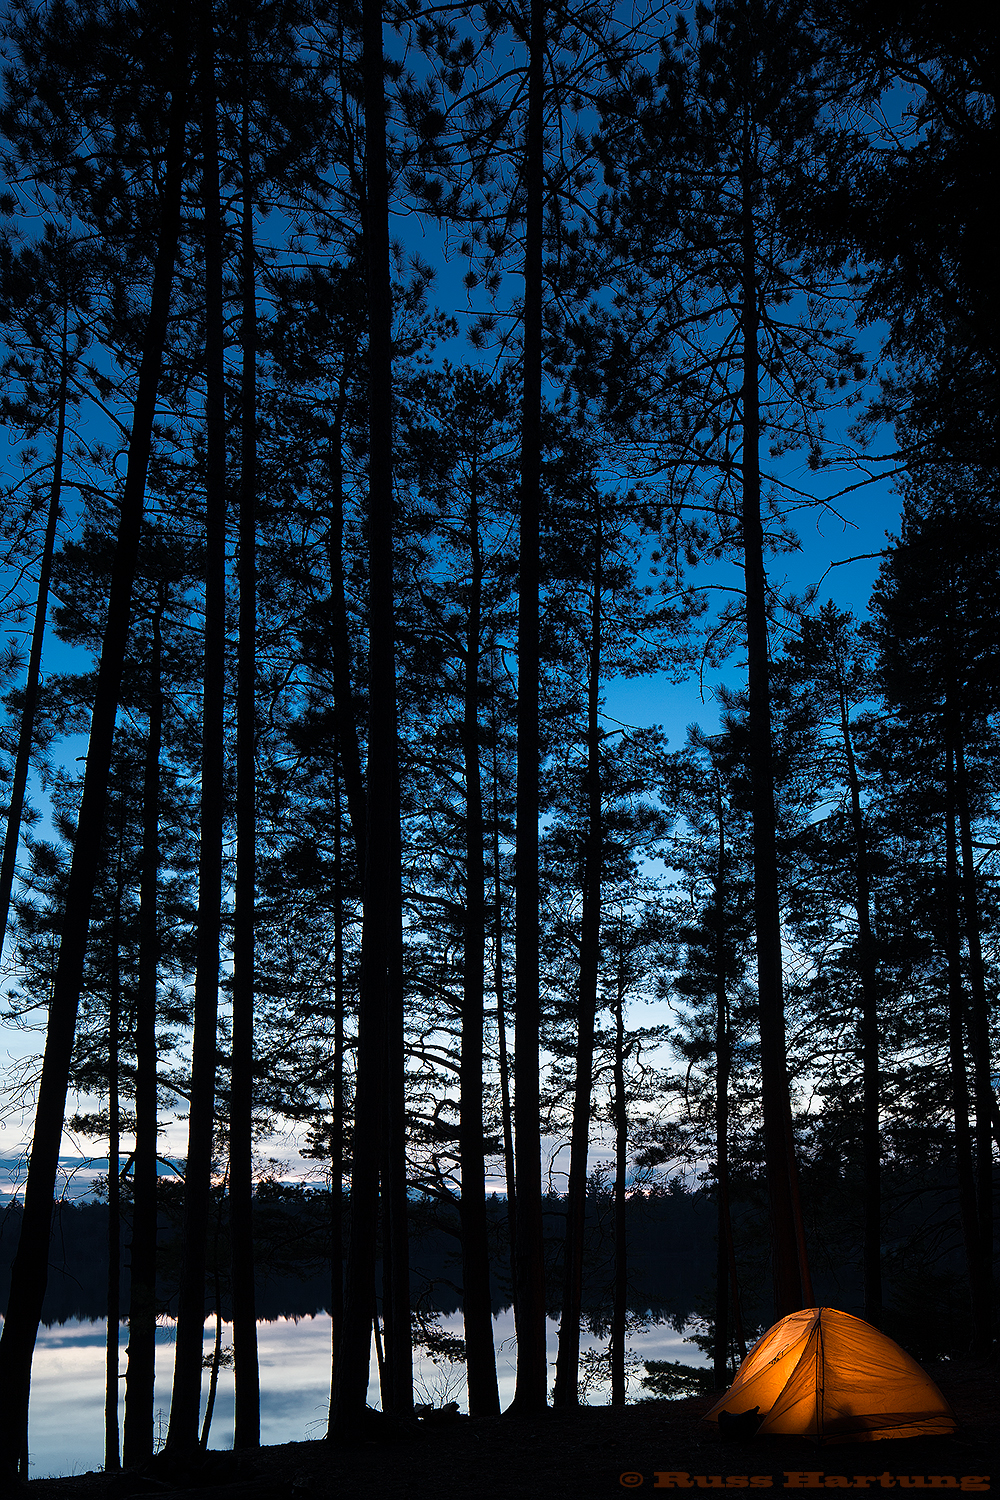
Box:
[20,1357,999,1500]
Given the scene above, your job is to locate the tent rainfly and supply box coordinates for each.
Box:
[702,1307,957,1444]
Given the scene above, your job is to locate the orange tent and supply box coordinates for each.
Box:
[702,1307,956,1444]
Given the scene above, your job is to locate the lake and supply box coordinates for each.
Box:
[17,1310,708,1480]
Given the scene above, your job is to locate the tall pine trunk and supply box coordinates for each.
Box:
[123,602,164,1466]
[323,372,364,1405]
[490,666,517,1313]
[944,734,987,1340]
[553,503,603,1409]
[510,0,548,1416]
[105,860,124,1472]
[328,755,346,1403]
[0,8,189,1479]
[326,379,367,876]
[166,7,227,1451]
[835,675,881,1326]
[460,470,501,1415]
[373,24,410,1435]
[330,0,406,1427]
[954,735,994,1355]
[199,1180,228,1450]
[738,105,809,1319]
[0,300,68,960]
[230,75,260,1451]
[610,951,627,1407]
[712,770,744,1382]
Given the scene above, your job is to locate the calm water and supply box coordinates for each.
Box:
[17,1311,707,1479]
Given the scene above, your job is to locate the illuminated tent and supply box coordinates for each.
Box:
[702,1307,957,1444]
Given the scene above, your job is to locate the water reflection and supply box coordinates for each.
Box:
[20,1311,706,1480]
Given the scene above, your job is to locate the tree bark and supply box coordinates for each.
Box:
[954,735,994,1355]
[123,601,164,1467]
[105,857,124,1472]
[199,1297,223,1452]
[322,381,364,1403]
[738,112,809,1320]
[231,72,260,1452]
[510,0,548,1417]
[943,735,987,1341]
[712,770,743,1383]
[199,1181,228,1451]
[0,300,68,961]
[373,1295,386,1402]
[0,6,188,1480]
[328,754,345,1411]
[166,6,227,1451]
[491,666,517,1314]
[553,501,603,1409]
[460,463,501,1415]
[610,951,627,1408]
[326,379,367,879]
[374,58,410,1445]
[835,673,881,1327]
[331,0,407,1427]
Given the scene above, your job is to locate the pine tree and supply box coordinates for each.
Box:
[0,1,191,1478]
[598,0,874,1316]
[811,0,996,471]
[230,14,260,1446]
[330,0,410,1426]
[122,593,165,1466]
[0,227,95,960]
[775,605,884,1323]
[653,729,757,1372]
[165,0,229,1450]
[551,491,603,1410]
[868,469,1000,1353]
[507,0,549,1415]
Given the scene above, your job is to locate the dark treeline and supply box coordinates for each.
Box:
[0,0,993,1482]
[0,1176,972,1359]
[0,1187,719,1328]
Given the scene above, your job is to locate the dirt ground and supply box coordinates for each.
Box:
[19,1357,999,1500]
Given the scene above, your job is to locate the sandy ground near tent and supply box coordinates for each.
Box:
[16,1357,998,1500]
